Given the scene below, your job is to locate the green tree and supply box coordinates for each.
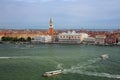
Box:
[1,36,11,41]
[19,37,26,42]
[1,36,7,41]
[9,37,14,41]
[13,37,18,42]
[26,37,31,42]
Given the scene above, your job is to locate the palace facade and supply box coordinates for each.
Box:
[58,31,88,43]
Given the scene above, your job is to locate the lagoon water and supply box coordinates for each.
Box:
[0,43,120,80]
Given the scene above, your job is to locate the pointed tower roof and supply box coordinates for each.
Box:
[50,17,53,23]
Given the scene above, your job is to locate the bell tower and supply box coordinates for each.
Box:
[49,17,54,36]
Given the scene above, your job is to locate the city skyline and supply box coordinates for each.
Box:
[0,0,120,29]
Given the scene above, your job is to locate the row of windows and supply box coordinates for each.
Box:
[59,36,80,39]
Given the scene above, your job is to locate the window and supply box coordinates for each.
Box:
[60,36,62,38]
[72,36,73,38]
[74,36,76,39]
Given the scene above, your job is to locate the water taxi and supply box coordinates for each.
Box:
[42,70,62,77]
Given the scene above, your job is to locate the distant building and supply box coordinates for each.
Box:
[49,18,54,36]
[31,18,55,43]
[80,33,89,42]
[31,35,52,43]
[95,35,106,45]
[48,18,55,42]
[0,34,4,41]
[58,31,88,43]
[117,37,120,45]
[82,37,95,44]
[105,34,117,45]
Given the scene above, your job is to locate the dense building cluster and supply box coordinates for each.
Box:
[0,18,120,45]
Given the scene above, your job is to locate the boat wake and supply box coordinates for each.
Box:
[63,69,120,79]
[56,56,120,79]
[0,56,30,59]
[56,57,102,71]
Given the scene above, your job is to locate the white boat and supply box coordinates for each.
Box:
[100,54,109,60]
[42,70,62,77]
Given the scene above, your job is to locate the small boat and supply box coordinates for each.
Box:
[42,70,62,77]
[100,54,109,60]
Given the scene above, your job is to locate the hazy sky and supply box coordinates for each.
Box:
[0,0,120,29]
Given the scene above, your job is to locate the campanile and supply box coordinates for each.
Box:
[49,17,54,36]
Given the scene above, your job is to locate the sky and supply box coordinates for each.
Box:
[0,0,120,29]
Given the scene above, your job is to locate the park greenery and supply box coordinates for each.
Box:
[1,36,31,42]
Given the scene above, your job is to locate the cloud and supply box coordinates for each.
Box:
[0,0,120,29]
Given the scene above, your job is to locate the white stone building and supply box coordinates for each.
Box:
[32,35,52,43]
[95,35,106,45]
[58,31,88,43]
[117,37,120,45]
[83,37,95,44]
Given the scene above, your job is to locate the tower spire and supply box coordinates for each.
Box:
[50,17,53,23]
[49,17,53,28]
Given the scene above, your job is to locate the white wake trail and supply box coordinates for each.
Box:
[62,69,120,79]
[0,56,30,59]
[56,57,120,79]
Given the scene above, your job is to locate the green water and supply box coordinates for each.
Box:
[0,43,120,80]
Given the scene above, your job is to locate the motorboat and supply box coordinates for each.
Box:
[42,70,62,77]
